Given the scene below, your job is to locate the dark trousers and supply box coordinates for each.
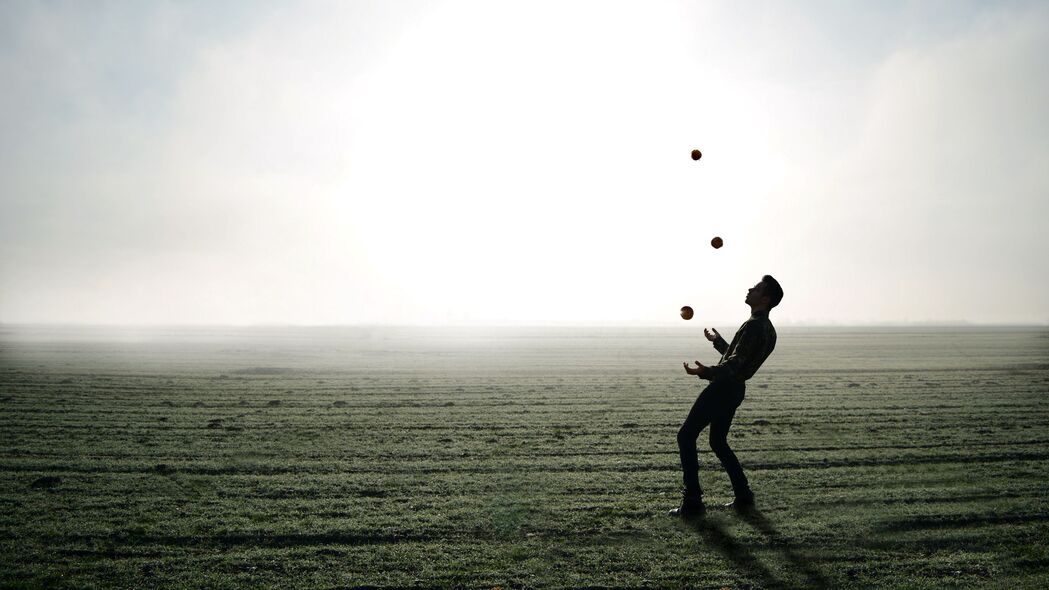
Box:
[677,378,750,499]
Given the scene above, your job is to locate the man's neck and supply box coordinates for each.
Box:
[749,304,770,317]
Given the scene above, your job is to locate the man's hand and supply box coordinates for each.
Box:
[683,360,711,379]
[704,328,721,343]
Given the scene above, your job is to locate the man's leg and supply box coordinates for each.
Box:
[708,385,753,505]
[677,384,716,502]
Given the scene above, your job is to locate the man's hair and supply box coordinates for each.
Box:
[761,275,784,308]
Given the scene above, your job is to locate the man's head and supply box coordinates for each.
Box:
[745,275,784,312]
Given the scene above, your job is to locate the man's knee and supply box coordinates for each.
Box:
[709,432,731,454]
[677,426,698,447]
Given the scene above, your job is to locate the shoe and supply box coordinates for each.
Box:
[669,499,706,519]
[723,493,755,513]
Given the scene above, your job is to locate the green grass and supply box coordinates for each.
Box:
[1,326,1048,588]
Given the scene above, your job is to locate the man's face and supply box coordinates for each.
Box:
[745,281,766,307]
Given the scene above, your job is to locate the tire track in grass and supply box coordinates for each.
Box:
[3,449,1048,476]
[5,437,1049,462]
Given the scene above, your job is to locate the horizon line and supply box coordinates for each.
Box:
[2,321,1047,329]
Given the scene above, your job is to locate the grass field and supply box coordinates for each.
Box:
[2,325,1048,589]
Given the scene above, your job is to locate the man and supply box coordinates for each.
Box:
[670,275,783,518]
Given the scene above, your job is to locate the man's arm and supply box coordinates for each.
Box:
[705,328,729,355]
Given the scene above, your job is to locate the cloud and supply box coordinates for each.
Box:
[1,1,1047,325]
[761,2,1049,323]
[0,2,421,324]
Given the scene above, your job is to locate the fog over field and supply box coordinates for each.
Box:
[1,326,1048,587]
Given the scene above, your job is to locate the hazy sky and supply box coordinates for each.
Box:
[2,1,1047,326]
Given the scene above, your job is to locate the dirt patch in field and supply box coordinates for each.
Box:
[31,476,62,489]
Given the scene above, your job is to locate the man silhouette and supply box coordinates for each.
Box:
[671,275,783,518]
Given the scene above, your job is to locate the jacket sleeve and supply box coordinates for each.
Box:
[712,333,729,355]
[706,322,762,381]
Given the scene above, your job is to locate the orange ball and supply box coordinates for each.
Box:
[711,236,723,249]
[691,149,702,161]
[680,306,694,320]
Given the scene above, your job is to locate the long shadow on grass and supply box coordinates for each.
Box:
[690,517,784,589]
[741,510,833,589]
[691,510,831,590]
